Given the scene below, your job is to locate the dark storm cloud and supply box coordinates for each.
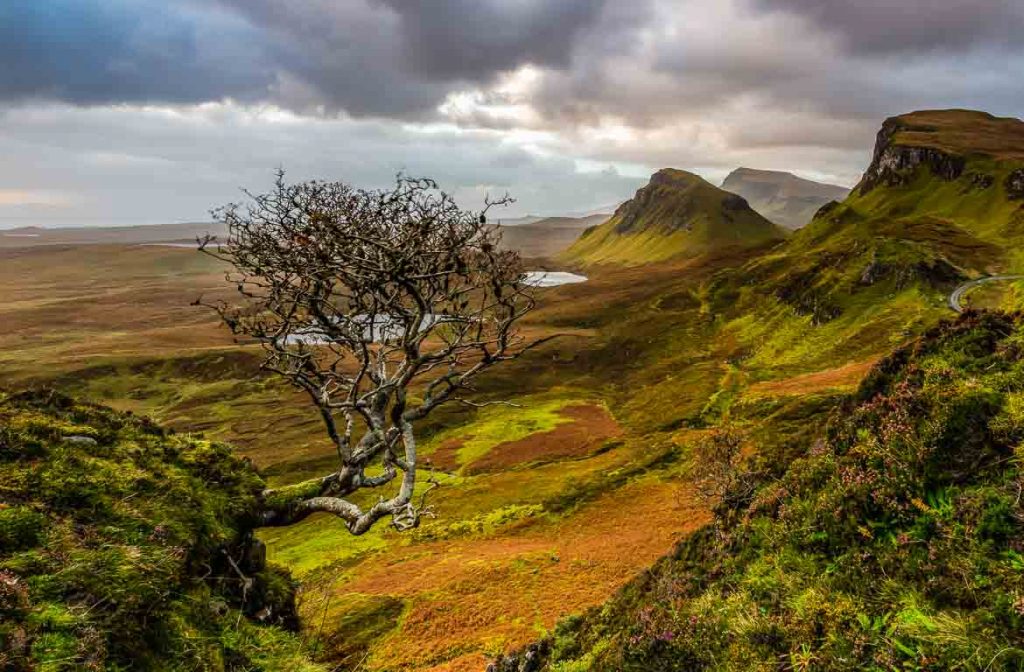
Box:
[2,0,1022,123]
[219,0,612,115]
[375,0,607,79]
[0,0,611,117]
[752,0,1024,54]
[3,0,1024,228]
[0,0,275,105]
[523,0,1024,142]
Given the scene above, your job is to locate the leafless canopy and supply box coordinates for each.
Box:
[199,172,537,534]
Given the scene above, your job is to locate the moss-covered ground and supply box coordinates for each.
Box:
[0,389,324,671]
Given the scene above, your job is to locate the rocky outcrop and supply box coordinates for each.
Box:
[486,642,551,672]
[813,200,842,221]
[966,172,995,190]
[722,193,751,212]
[1006,169,1024,200]
[857,255,963,290]
[857,117,966,194]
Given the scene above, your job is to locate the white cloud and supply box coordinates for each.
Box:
[0,102,645,227]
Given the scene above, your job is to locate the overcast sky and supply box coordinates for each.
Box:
[1,0,1022,227]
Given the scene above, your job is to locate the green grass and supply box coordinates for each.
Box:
[566,169,786,266]
[0,389,323,671]
[259,515,392,577]
[422,395,591,469]
[842,163,1024,269]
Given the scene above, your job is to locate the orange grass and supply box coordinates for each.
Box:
[313,478,710,671]
[745,358,880,398]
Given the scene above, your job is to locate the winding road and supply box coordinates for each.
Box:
[948,275,1024,313]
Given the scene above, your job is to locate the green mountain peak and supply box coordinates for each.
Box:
[566,168,787,265]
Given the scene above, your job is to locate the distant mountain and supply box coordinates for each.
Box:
[0,216,601,259]
[566,168,787,265]
[497,214,609,258]
[0,222,224,248]
[721,167,850,230]
[562,203,622,219]
[491,215,547,227]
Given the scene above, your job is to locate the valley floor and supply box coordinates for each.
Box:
[0,241,981,670]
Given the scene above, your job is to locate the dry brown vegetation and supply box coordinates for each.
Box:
[893,109,1024,159]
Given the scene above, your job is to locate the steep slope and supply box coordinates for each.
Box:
[566,169,787,265]
[496,311,1024,671]
[721,167,850,230]
[732,110,1024,334]
[842,109,1024,264]
[0,390,323,671]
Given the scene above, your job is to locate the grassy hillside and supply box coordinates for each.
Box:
[847,109,1024,268]
[0,390,322,671]
[566,169,787,265]
[499,311,1024,671]
[700,110,1024,374]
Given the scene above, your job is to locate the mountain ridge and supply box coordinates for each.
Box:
[566,168,787,265]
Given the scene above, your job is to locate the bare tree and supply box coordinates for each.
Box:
[198,172,538,535]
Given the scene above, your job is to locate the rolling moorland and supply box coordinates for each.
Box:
[3,108,1024,671]
[0,215,611,258]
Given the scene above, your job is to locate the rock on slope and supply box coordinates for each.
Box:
[566,168,787,265]
[721,167,850,230]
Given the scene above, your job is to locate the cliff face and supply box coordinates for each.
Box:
[857,116,967,193]
[1007,168,1024,200]
[855,110,1024,199]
